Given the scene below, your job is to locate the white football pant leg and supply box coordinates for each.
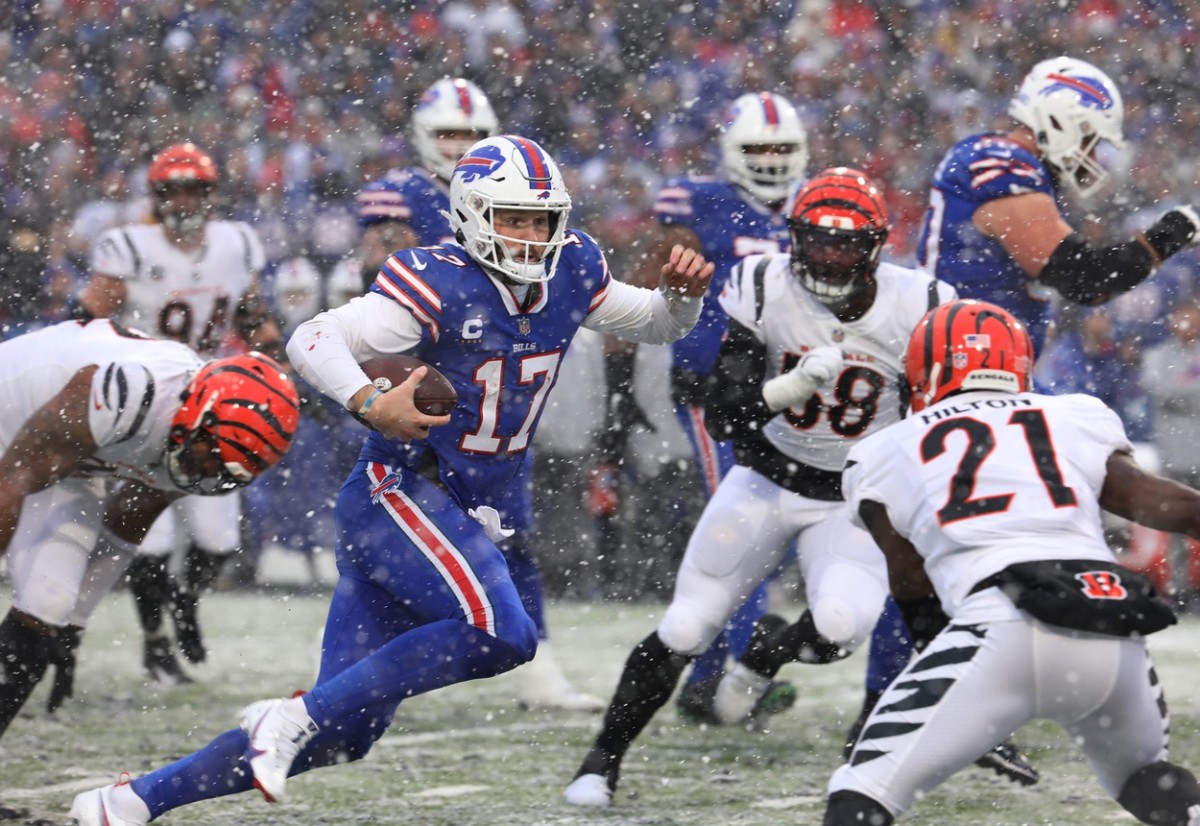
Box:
[176,492,242,554]
[8,478,104,626]
[829,616,1037,817]
[658,465,834,656]
[796,505,888,649]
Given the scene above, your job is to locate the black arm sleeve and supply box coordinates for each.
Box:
[1038,233,1156,305]
[703,318,773,443]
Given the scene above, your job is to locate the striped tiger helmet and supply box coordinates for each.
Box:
[167,353,300,493]
[905,299,1034,412]
[789,167,888,308]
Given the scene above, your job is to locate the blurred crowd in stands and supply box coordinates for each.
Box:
[4,0,1200,596]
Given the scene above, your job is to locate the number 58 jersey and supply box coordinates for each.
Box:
[719,256,957,472]
[844,391,1132,616]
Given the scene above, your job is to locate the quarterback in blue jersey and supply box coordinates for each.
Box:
[850,55,1200,787]
[601,91,808,722]
[68,134,713,825]
[373,81,603,711]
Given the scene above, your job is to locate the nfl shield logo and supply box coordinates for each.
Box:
[832,329,844,343]
[518,317,531,336]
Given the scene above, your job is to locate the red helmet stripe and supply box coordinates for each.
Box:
[453,79,474,115]
[759,92,780,125]
[508,136,552,190]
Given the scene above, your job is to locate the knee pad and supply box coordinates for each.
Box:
[657,603,722,657]
[14,580,78,628]
[810,598,865,651]
[1118,761,1200,825]
[823,790,894,826]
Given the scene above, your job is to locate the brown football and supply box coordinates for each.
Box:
[360,354,458,417]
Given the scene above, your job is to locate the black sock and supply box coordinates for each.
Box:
[578,631,689,789]
[128,555,170,636]
[0,611,54,737]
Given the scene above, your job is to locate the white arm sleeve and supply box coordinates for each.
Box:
[286,293,423,408]
[581,278,702,344]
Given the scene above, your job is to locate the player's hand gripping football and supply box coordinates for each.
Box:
[761,345,845,413]
[356,367,451,443]
[658,244,715,298]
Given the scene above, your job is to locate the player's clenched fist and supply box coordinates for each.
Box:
[658,244,715,299]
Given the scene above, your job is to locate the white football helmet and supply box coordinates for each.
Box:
[718,92,809,206]
[448,135,572,284]
[1008,56,1125,198]
[411,78,500,182]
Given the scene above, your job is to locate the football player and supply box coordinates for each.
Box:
[366,84,604,711]
[326,177,419,304]
[826,299,1200,826]
[850,55,1200,781]
[75,142,285,686]
[382,77,499,247]
[0,319,298,741]
[600,91,809,722]
[564,169,956,807]
[69,134,713,825]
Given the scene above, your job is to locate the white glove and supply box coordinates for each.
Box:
[762,346,844,412]
[468,506,515,543]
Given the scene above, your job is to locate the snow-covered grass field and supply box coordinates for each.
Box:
[5,548,1200,825]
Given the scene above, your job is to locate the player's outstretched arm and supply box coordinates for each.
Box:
[0,368,99,556]
[103,482,177,546]
[1100,449,1200,539]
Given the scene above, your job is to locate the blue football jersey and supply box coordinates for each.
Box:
[916,132,1058,353]
[358,231,610,532]
[656,176,789,374]
[385,166,456,247]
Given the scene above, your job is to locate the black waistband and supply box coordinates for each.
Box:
[736,433,844,501]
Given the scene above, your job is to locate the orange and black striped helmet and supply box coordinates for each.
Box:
[904,299,1034,412]
[788,167,888,307]
[167,353,300,494]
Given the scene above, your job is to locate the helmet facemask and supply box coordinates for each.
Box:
[791,223,886,308]
[155,181,214,235]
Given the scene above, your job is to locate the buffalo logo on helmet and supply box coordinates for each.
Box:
[1039,72,1114,110]
[453,144,506,183]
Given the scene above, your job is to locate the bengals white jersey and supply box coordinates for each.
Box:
[844,391,1132,618]
[719,256,958,471]
[91,220,265,354]
[0,319,202,492]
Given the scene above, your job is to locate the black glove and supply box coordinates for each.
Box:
[596,349,656,463]
[47,625,84,713]
[1144,206,1200,260]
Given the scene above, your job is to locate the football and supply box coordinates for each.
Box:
[359,354,458,417]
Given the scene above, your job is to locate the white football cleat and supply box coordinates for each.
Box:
[1187,803,1200,826]
[68,774,150,826]
[563,772,613,807]
[516,642,604,712]
[712,663,772,725]
[241,696,319,803]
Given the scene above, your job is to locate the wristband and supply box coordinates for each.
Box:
[355,388,384,419]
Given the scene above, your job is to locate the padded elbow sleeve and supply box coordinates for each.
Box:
[1038,233,1155,305]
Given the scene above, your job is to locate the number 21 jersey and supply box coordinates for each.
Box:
[844,391,1131,616]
